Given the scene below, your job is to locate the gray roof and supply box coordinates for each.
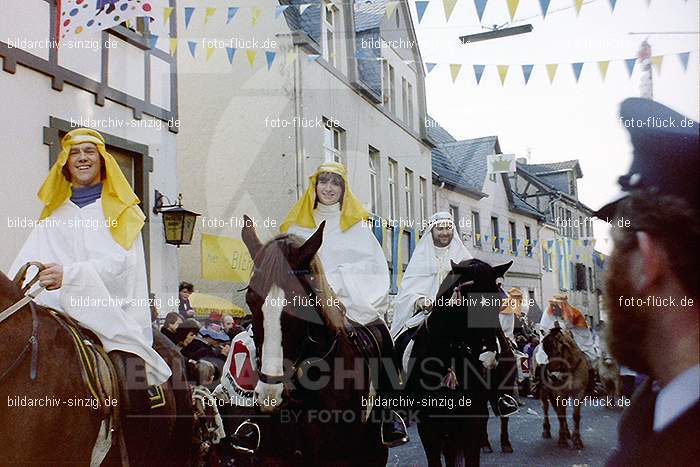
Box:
[511,191,545,218]
[426,115,457,145]
[522,160,583,178]
[354,0,385,32]
[281,0,321,45]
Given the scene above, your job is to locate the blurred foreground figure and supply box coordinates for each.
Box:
[597,98,699,467]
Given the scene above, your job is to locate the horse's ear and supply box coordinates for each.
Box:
[241,214,262,262]
[450,259,459,271]
[297,221,325,266]
[492,261,513,279]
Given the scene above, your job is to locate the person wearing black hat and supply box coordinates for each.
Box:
[597,98,699,467]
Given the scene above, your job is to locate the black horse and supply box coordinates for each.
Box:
[402,258,513,467]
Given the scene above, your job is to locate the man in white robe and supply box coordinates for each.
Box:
[390,212,472,338]
[10,128,171,387]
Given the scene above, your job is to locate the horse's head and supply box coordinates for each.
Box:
[241,215,343,412]
[430,259,512,332]
[542,323,579,372]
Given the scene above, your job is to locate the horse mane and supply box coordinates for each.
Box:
[253,234,346,333]
[0,270,23,303]
[545,326,581,361]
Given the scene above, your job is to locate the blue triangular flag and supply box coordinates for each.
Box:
[187,41,197,58]
[227,7,239,24]
[415,1,429,23]
[625,58,636,77]
[539,0,551,17]
[547,240,554,248]
[678,52,690,71]
[184,7,195,29]
[572,62,584,82]
[426,62,437,73]
[583,239,589,246]
[474,0,487,22]
[226,47,236,64]
[265,51,276,70]
[148,34,158,49]
[609,0,617,12]
[275,5,289,18]
[473,64,485,84]
[522,64,534,84]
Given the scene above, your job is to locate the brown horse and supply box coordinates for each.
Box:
[0,266,193,466]
[240,217,389,466]
[537,323,589,449]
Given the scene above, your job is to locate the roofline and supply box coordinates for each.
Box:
[433,173,488,200]
[516,165,594,214]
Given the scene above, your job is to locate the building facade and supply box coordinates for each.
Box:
[0,0,180,309]
[176,0,433,307]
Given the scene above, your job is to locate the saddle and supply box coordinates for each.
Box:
[345,318,390,365]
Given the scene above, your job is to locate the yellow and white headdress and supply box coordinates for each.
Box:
[37,128,145,250]
[280,162,368,233]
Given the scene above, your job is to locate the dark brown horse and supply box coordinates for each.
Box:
[537,323,589,449]
[240,216,388,466]
[0,266,193,466]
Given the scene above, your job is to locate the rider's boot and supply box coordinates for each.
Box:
[381,409,409,447]
[108,351,164,413]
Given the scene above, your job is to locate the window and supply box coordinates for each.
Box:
[450,205,460,235]
[395,8,400,28]
[489,173,497,182]
[579,216,584,238]
[509,221,517,253]
[322,0,337,65]
[401,77,408,123]
[404,168,414,219]
[491,216,500,251]
[525,225,532,256]
[472,211,482,247]
[586,220,592,238]
[528,289,536,307]
[389,65,395,113]
[588,266,594,291]
[569,172,577,196]
[575,263,587,291]
[368,147,380,215]
[388,159,398,220]
[418,177,427,227]
[407,81,414,129]
[382,61,390,106]
[323,119,343,163]
[565,209,573,238]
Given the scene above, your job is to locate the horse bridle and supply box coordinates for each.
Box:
[0,262,45,383]
[255,269,340,389]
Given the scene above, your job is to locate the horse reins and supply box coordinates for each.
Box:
[0,262,46,382]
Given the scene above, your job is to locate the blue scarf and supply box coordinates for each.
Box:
[70,183,103,208]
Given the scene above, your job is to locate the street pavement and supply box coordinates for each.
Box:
[387,396,624,467]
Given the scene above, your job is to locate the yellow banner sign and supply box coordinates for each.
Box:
[201,233,253,283]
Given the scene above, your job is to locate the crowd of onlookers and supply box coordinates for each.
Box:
[155,281,251,466]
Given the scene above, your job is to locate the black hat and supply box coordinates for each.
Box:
[595,98,699,222]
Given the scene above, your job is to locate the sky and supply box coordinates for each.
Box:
[410,0,699,253]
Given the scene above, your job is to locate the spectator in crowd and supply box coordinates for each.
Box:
[222,314,245,339]
[179,281,195,319]
[161,312,183,344]
[175,318,201,352]
[204,311,223,331]
[200,332,232,387]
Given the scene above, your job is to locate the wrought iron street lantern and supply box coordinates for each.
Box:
[152,190,199,247]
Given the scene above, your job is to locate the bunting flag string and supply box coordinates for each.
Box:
[417,51,695,86]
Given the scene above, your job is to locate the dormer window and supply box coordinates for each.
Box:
[322,0,338,66]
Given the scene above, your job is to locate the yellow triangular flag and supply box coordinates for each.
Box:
[450,64,462,83]
[206,45,215,62]
[443,0,458,21]
[252,6,263,27]
[169,37,178,55]
[163,7,174,25]
[651,55,663,74]
[597,60,609,81]
[506,0,520,21]
[204,7,216,24]
[546,64,558,83]
[574,0,584,15]
[286,50,297,65]
[246,49,257,67]
[497,65,509,85]
[386,0,399,19]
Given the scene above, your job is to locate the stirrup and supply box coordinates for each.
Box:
[232,419,261,454]
[497,394,519,417]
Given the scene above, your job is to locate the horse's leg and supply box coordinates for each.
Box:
[541,392,551,439]
[500,416,513,453]
[417,421,443,467]
[480,401,493,453]
[572,399,584,449]
[554,398,571,448]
